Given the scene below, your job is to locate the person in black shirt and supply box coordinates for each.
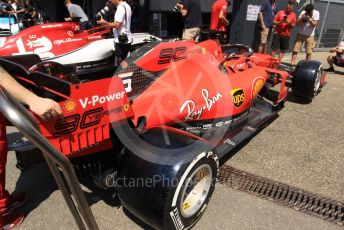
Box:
[0,0,14,15]
[177,0,202,42]
[23,0,38,27]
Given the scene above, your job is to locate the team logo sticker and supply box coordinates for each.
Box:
[63,99,77,113]
[231,88,245,107]
[123,104,130,112]
[252,77,265,99]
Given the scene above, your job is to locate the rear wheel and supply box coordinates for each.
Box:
[165,152,218,229]
[116,127,219,230]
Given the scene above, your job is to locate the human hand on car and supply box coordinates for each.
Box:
[65,17,72,22]
[28,97,63,121]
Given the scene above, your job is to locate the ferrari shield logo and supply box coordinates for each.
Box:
[231,89,245,107]
[123,104,130,112]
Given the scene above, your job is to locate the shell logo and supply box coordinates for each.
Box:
[252,77,265,99]
[201,47,206,55]
[63,100,77,113]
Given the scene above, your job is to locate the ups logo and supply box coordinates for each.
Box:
[231,88,245,107]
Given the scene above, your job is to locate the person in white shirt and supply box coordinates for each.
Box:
[97,0,132,65]
[324,41,344,72]
[10,0,24,21]
[291,3,319,66]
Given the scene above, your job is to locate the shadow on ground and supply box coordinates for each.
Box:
[334,69,344,75]
[12,162,117,216]
[11,160,153,229]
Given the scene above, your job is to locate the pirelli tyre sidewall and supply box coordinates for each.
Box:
[164,151,218,230]
[292,60,323,99]
[116,127,219,230]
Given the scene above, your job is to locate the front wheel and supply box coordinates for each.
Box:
[292,60,323,99]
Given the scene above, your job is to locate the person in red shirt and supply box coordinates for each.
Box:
[0,66,62,229]
[271,1,296,60]
[210,0,230,44]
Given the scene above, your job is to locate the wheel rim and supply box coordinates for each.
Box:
[179,164,213,218]
[314,68,321,95]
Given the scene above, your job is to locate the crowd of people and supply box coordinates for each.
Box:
[0,0,343,229]
[258,0,320,66]
[0,0,42,28]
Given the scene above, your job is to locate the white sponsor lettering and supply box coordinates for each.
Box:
[203,124,212,130]
[186,126,202,131]
[180,89,223,121]
[170,208,184,230]
[224,120,233,125]
[118,72,133,93]
[246,126,256,132]
[53,38,82,46]
[41,24,63,29]
[223,138,236,146]
[236,63,245,68]
[79,91,125,109]
[13,36,54,59]
[215,122,224,127]
[88,35,101,40]
[0,38,6,48]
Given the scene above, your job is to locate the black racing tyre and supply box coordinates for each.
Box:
[292,60,323,99]
[116,127,219,230]
[164,151,218,230]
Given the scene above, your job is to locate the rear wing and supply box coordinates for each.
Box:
[0,57,134,156]
[0,86,98,230]
[39,77,134,156]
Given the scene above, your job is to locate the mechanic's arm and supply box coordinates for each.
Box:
[273,14,283,25]
[329,46,339,53]
[273,20,283,25]
[290,17,297,28]
[0,66,62,121]
[16,9,25,14]
[219,11,229,26]
[97,16,122,29]
[309,18,318,27]
[258,12,266,29]
[31,10,37,18]
[296,13,306,25]
[16,8,25,14]
[335,47,344,54]
[282,17,296,28]
[177,4,187,17]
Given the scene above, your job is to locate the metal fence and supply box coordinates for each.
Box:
[312,0,344,50]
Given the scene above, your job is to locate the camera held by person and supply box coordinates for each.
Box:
[302,14,310,22]
[172,0,184,12]
[96,0,113,21]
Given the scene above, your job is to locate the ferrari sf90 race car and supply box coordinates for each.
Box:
[0,38,325,230]
[0,21,159,74]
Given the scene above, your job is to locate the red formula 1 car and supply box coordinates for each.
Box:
[0,39,326,230]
